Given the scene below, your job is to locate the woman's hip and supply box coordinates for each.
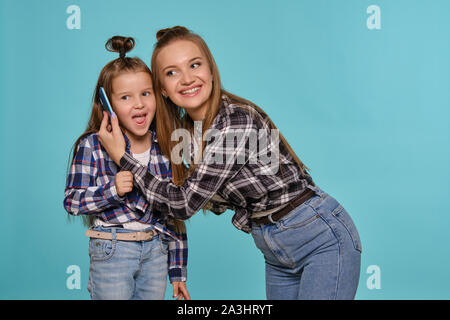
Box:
[251,186,362,269]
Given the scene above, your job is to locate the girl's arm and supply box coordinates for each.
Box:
[64,135,124,216]
[166,223,189,300]
[166,228,188,284]
[172,281,190,300]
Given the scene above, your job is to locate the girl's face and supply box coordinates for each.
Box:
[110,71,155,141]
[157,40,213,120]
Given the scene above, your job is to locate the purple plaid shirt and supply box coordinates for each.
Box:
[64,130,188,282]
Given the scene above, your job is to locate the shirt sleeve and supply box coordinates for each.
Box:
[120,112,257,220]
[166,223,188,283]
[63,135,124,216]
[203,200,229,215]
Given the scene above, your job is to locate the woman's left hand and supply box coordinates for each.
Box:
[98,111,126,165]
[172,281,191,300]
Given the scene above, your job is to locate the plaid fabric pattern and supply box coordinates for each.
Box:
[120,96,315,233]
[64,131,188,282]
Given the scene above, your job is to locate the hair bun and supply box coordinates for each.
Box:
[105,36,135,58]
[156,26,189,41]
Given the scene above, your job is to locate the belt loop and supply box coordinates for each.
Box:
[111,227,117,242]
[308,185,322,198]
[267,214,275,224]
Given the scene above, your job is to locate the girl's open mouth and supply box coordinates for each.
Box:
[132,112,147,126]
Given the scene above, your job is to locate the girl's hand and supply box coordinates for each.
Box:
[98,111,126,166]
[115,171,134,197]
[172,281,191,300]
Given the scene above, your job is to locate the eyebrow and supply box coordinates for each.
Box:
[114,87,153,96]
[162,57,202,72]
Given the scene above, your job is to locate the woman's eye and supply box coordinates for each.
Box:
[166,70,176,77]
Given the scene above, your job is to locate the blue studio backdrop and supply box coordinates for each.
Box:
[0,0,449,299]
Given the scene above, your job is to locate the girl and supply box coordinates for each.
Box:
[64,36,190,300]
[99,27,362,300]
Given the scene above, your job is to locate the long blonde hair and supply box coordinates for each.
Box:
[151,26,310,188]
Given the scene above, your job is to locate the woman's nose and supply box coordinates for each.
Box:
[180,70,194,85]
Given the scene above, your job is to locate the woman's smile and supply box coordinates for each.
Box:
[179,85,202,97]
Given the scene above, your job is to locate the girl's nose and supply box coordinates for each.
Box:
[135,96,144,108]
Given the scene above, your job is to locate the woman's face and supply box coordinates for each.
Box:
[110,71,156,141]
[157,40,213,120]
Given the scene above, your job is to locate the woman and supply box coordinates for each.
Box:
[99,26,362,300]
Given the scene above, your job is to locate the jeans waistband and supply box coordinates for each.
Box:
[92,225,155,234]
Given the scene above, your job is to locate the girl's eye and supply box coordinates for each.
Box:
[142,91,151,96]
[191,62,200,69]
[121,95,129,100]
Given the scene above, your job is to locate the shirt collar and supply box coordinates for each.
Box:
[123,129,156,154]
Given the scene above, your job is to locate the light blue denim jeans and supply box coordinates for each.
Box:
[87,226,168,300]
[251,186,362,300]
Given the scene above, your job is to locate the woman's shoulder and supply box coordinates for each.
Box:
[214,95,258,127]
[214,94,267,130]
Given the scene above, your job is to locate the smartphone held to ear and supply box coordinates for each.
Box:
[99,87,114,115]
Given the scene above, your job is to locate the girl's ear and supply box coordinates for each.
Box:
[161,88,168,98]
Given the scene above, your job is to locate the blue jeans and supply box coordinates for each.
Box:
[251,186,362,300]
[87,226,168,300]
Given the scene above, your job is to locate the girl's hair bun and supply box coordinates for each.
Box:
[105,36,135,58]
[156,26,189,41]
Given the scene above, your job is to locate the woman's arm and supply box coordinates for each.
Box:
[122,117,257,219]
[98,111,256,220]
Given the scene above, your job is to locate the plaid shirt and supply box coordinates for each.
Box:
[120,96,315,233]
[64,131,188,282]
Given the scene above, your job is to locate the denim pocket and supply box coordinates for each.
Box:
[89,238,116,262]
[278,202,321,231]
[159,237,169,255]
[332,205,362,253]
[250,226,266,253]
[271,204,332,268]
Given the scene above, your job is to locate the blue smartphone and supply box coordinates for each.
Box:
[99,87,114,115]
